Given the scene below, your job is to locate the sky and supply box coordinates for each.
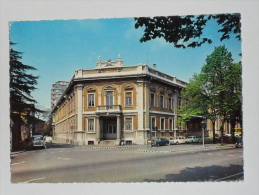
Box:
[9,16,242,110]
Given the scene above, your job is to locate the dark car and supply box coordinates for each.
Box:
[151,138,169,146]
[235,139,243,148]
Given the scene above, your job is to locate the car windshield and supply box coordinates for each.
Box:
[33,137,43,141]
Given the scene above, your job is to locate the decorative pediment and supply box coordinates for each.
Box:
[87,88,96,92]
[160,90,165,94]
[124,86,133,90]
[96,54,124,69]
[104,86,116,90]
[150,87,156,91]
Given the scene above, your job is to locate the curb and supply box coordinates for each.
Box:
[138,145,235,153]
[75,145,148,149]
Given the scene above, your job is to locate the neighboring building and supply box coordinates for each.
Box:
[51,55,199,146]
[51,81,69,109]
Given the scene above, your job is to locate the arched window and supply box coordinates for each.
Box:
[106,91,113,105]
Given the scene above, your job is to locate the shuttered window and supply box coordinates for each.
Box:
[125,118,133,130]
[125,92,132,106]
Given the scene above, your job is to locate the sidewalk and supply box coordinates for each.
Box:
[138,144,235,153]
[11,143,236,155]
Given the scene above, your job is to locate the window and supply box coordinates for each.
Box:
[88,94,95,107]
[125,118,133,130]
[168,97,173,109]
[151,93,155,106]
[178,98,182,108]
[88,119,94,131]
[160,95,164,108]
[169,118,174,130]
[106,91,113,105]
[151,117,156,131]
[125,92,133,106]
[160,118,165,130]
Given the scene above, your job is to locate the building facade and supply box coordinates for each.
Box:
[52,55,239,146]
[51,81,69,109]
[52,55,195,145]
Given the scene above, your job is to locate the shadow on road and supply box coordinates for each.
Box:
[47,143,75,149]
[144,164,243,182]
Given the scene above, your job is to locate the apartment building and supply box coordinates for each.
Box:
[51,81,69,109]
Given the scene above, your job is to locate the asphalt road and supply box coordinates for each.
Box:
[10,143,243,183]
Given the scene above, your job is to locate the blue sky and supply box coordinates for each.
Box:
[10,17,242,109]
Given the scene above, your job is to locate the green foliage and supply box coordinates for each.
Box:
[134,14,241,48]
[10,42,42,120]
[177,46,242,141]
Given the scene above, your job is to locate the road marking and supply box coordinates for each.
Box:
[216,154,223,156]
[20,177,46,183]
[58,157,70,160]
[213,172,244,182]
[228,155,235,157]
[11,161,25,166]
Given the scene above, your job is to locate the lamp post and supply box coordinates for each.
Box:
[201,120,206,148]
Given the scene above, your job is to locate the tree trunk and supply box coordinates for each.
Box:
[212,121,216,144]
[11,113,23,151]
[220,123,224,145]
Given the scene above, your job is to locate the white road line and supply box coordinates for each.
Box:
[58,157,70,160]
[213,172,244,182]
[20,177,46,183]
[228,155,235,157]
[11,161,25,166]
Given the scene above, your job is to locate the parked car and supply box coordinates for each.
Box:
[32,135,45,149]
[44,136,53,143]
[169,136,187,145]
[235,139,243,148]
[151,138,169,146]
[186,136,200,143]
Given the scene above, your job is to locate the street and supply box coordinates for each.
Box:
[11,143,243,183]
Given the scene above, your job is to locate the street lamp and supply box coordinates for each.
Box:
[201,120,206,148]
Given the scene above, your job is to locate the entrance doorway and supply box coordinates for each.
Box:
[103,117,117,140]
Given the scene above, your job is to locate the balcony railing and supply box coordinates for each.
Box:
[97,105,121,112]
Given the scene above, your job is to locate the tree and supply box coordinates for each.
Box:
[178,46,242,143]
[134,14,241,48]
[10,42,42,150]
[178,73,218,143]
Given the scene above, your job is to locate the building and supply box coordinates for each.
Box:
[51,81,69,109]
[52,55,206,146]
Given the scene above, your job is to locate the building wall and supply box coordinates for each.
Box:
[52,58,190,145]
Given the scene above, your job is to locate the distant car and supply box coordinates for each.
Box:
[235,139,243,148]
[151,138,169,146]
[169,136,187,145]
[186,136,200,143]
[44,136,53,143]
[32,135,45,149]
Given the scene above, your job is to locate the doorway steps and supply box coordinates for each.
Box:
[98,140,120,146]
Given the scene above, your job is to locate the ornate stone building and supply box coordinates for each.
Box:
[52,55,198,145]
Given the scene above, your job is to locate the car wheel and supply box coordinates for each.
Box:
[176,141,179,145]
[156,144,159,147]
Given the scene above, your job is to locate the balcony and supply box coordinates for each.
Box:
[96,105,122,115]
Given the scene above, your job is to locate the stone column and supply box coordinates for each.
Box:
[116,115,121,140]
[96,116,100,141]
[145,82,150,130]
[137,80,144,131]
[173,90,178,137]
[76,84,84,131]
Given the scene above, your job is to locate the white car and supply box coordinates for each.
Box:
[44,136,53,143]
[32,135,45,149]
[169,136,187,145]
[186,136,200,143]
